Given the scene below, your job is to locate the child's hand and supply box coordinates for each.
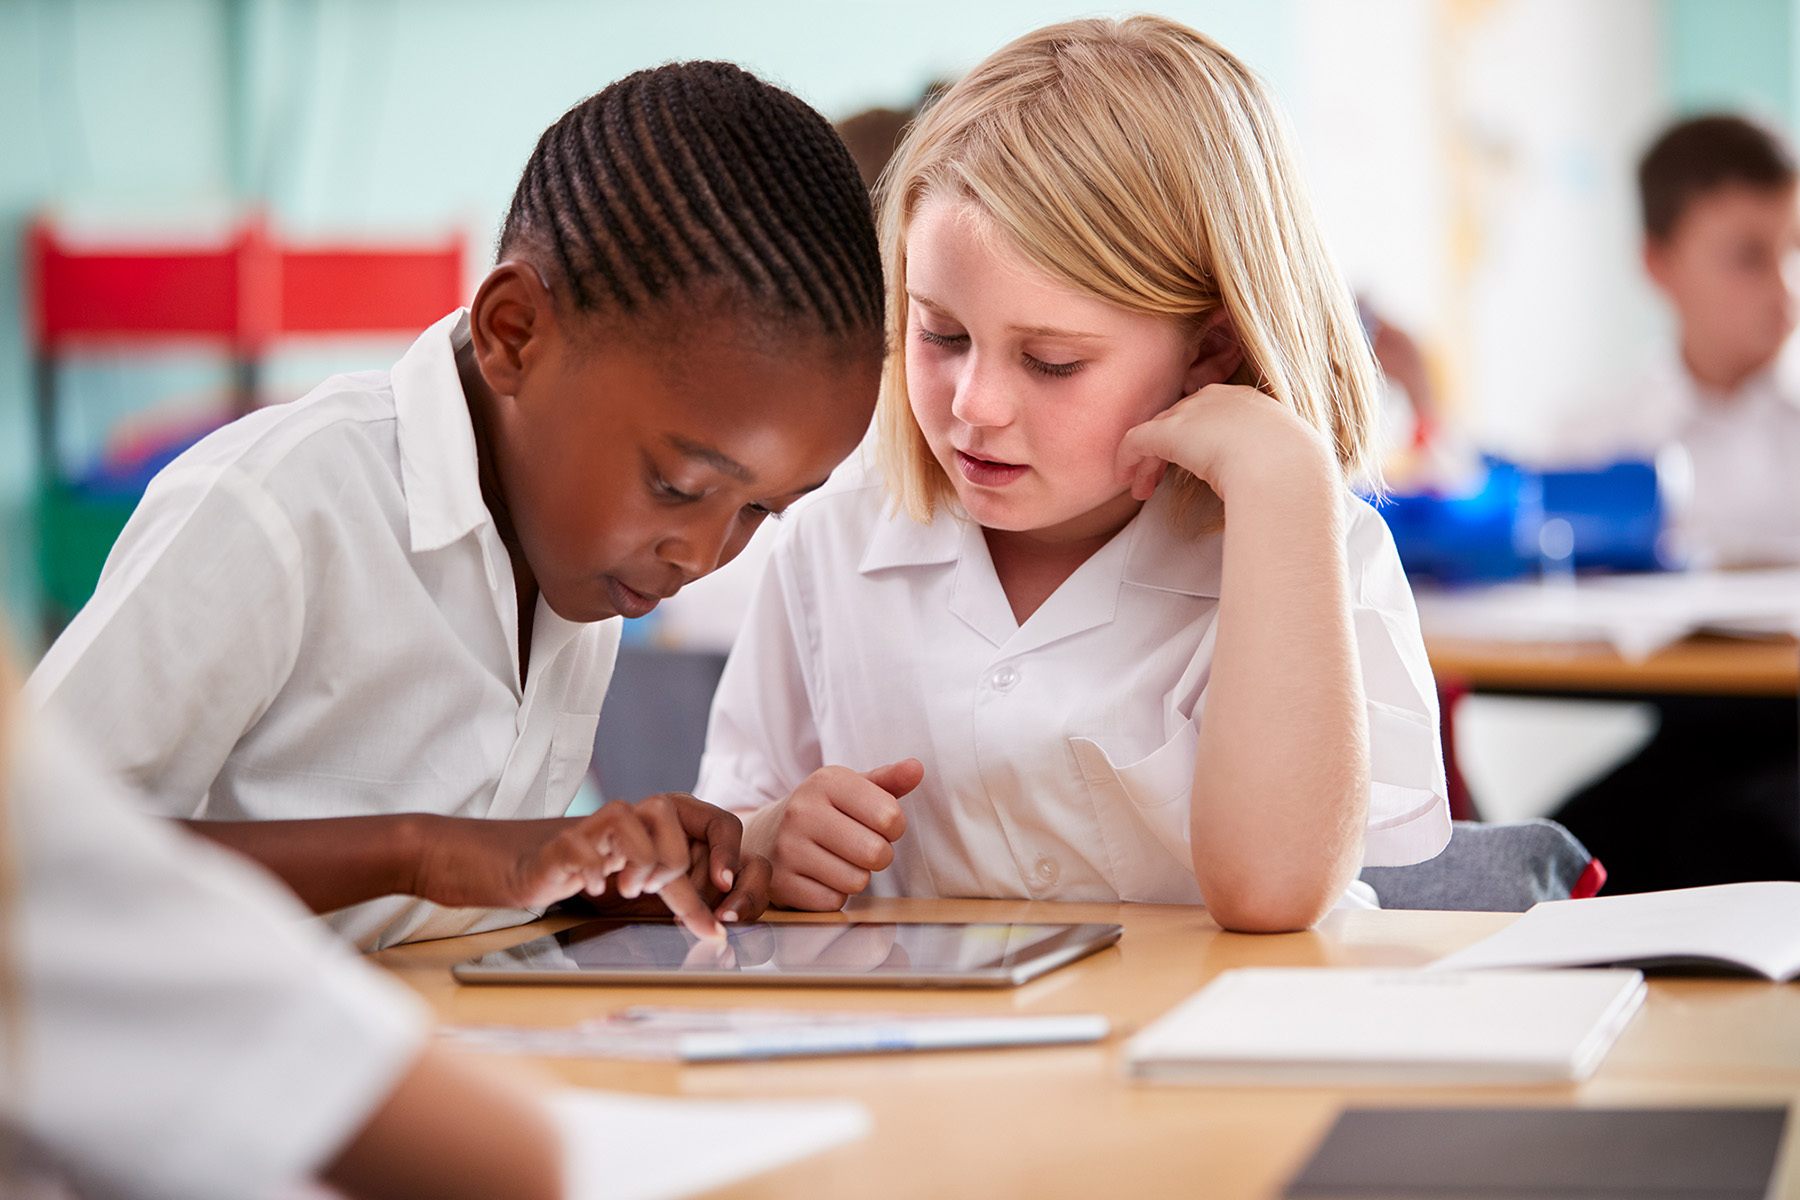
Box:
[411,797,735,939]
[575,792,773,925]
[743,760,925,910]
[1116,382,1336,503]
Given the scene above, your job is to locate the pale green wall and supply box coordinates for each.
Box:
[1660,0,1792,120]
[0,0,1289,651]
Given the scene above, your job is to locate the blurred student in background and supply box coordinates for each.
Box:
[1555,114,1800,567]
[1549,114,1800,893]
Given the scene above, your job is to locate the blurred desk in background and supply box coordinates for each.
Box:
[1426,633,1800,698]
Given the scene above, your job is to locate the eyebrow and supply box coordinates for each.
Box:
[907,290,1106,342]
[666,434,752,483]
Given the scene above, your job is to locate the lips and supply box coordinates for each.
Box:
[955,449,1028,488]
[605,576,670,620]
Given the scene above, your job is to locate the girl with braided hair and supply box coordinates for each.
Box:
[697,17,1452,932]
[28,61,885,950]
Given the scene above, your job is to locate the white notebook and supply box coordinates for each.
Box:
[1430,881,1800,980]
[1123,967,1646,1086]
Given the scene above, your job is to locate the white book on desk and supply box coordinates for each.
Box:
[1430,881,1800,980]
[1123,967,1646,1086]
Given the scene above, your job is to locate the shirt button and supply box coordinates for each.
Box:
[989,664,1020,692]
[1033,855,1061,886]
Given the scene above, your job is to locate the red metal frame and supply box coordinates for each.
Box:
[27,215,464,353]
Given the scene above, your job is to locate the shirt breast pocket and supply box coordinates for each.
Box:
[1069,723,1204,904]
[545,711,602,817]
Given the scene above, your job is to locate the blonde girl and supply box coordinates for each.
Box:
[697,16,1450,931]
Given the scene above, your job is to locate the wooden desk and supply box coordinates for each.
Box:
[373,898,1800,1199]
[1427,633,1800,698]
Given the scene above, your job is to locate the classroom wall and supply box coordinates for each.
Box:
[3,0,1798,651]
[0,0,1286,649]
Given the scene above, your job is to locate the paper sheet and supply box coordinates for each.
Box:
[551,1088,869,1200]
[1412,567,1800,661]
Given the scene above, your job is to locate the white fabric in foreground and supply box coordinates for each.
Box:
[3,716,428,1200]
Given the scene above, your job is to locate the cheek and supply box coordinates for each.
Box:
[905,348,954,432]
[1056,375,1168,454]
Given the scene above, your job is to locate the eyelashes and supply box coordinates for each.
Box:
[651,475,783,521]
[1024,355,1082,379]
[915,326,1084,379]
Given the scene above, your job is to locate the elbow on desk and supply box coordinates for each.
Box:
[1198,872,1341,934]
[1203,896,1331,934]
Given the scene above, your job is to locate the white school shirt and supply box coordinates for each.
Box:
[696,464,1452,906]
[3,714,428,1200]
[27,310,622,949]
[1548,339,1800,567]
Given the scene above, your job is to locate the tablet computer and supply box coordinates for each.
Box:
[452,919,1123,988]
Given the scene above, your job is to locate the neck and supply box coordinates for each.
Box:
[1681,337,1775,396]
[983,490,1143,625]
[455,339,539,684]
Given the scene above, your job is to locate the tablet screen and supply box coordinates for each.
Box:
[458,920,1120,985]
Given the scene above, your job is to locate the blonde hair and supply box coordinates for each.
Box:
[875,15,1382,527]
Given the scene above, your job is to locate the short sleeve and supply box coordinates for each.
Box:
[25,461,306,817]
[694,527,825,815]
[6,717,429,1200]
[1346,499,1454,867]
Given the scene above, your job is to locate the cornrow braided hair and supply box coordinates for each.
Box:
[502,61,884,341]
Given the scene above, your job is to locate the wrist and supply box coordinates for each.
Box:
[1211,428,1339,508]
[741,803,780,862]
[392,812,444,899]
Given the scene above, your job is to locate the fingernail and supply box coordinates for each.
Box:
[720,868,734,889]
[719,910,738,924]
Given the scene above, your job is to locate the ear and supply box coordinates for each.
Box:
[468,261,557,399]
[1182,308,1245,394]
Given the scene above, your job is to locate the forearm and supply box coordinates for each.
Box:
[1191,458,1369,931]
[324,1044,562,1200]
[179,814,430,915]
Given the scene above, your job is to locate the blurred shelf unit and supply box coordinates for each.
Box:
[26,215,464,628]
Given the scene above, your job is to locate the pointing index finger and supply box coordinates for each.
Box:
[653,875,727,941]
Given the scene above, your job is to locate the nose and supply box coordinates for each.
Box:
[654,508,751,582]
[948,353,1017,430]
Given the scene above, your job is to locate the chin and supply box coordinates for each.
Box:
[953,488,1083,534]
[539,582,617,624]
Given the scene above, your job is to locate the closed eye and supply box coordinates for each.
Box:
[917,327,968,350]
[744,501,786,521]
[1024,353,1083,379]
[653,476,702,503]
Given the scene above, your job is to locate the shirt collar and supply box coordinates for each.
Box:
[391,309,492,554]
[1120,483,1223,600]
[858,492,965,573]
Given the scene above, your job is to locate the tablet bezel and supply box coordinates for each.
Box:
[451,919,1124,988]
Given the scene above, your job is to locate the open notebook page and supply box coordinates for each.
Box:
[1430,881,1800,980]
